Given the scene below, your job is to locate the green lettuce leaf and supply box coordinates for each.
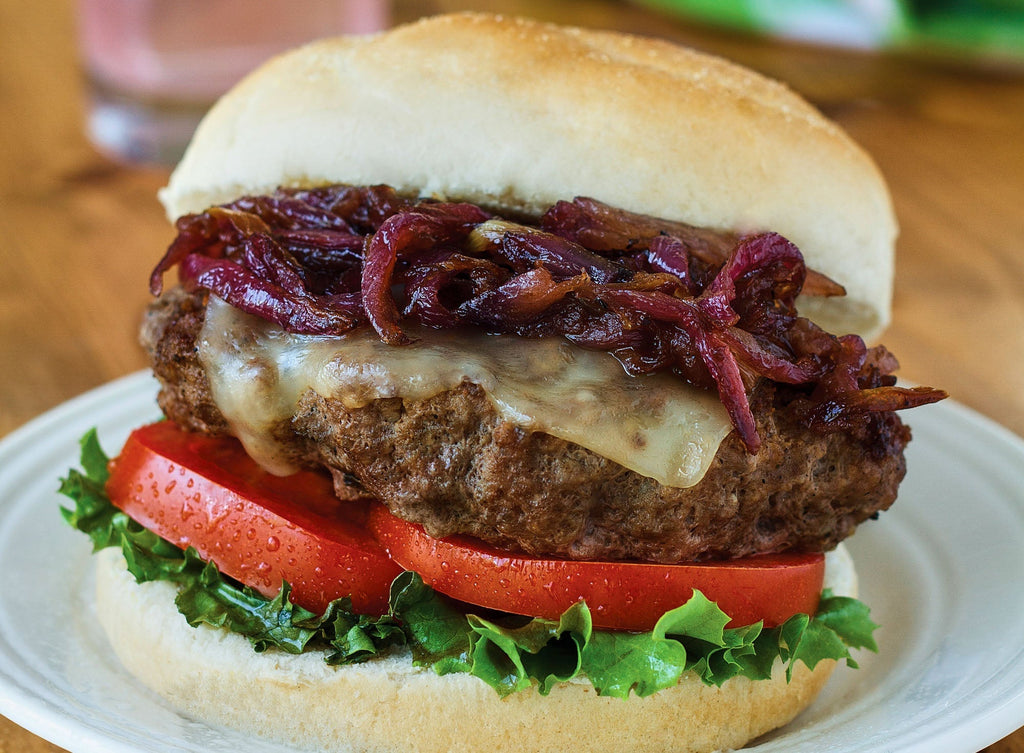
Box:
[61,429,879,699]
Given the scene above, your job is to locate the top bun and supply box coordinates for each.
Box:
[161,12,896,341]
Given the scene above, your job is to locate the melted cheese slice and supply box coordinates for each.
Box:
[198,296,733,488]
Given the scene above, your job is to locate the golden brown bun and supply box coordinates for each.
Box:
[160,13,895,341]
[94,546,856,753]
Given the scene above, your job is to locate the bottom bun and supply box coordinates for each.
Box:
[95,546,853,753]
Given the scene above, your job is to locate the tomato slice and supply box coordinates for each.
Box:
[368,504,824,631]
[106,421,825,631]
[105,421,402,615]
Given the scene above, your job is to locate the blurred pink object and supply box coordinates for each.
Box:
[77,0,389,163]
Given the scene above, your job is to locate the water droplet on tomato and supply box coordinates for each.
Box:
[246,528,256,541]
[266,536,280,552]
[499,578,511,588]
[164,480,177,494]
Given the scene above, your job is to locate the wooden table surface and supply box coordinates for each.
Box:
[1,0,1022,751]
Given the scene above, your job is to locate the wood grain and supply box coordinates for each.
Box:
[1,0,1021,751]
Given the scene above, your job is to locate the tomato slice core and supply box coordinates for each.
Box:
[105,421,402,615]
[368,504,824,630]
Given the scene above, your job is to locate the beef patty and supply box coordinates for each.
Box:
[144,287,910,563]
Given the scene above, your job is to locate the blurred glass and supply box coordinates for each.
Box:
[77,0,389,165]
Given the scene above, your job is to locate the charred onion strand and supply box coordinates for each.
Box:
[151,184,947,449]
[361,203,491,345]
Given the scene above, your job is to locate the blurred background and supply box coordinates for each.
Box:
[71,0,1024,166]
[0,1,1023,751]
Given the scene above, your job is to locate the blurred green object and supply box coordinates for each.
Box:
[637,0,1024,66]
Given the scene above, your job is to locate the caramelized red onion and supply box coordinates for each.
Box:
[362,202,490,346]
[150,184,946,451]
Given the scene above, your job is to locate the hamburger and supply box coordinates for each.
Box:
[60,13,946,753]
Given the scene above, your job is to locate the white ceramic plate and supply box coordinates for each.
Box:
[0,372,1023,752]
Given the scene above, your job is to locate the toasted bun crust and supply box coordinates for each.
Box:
[160,13,895,341]
[95,546,856,753]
